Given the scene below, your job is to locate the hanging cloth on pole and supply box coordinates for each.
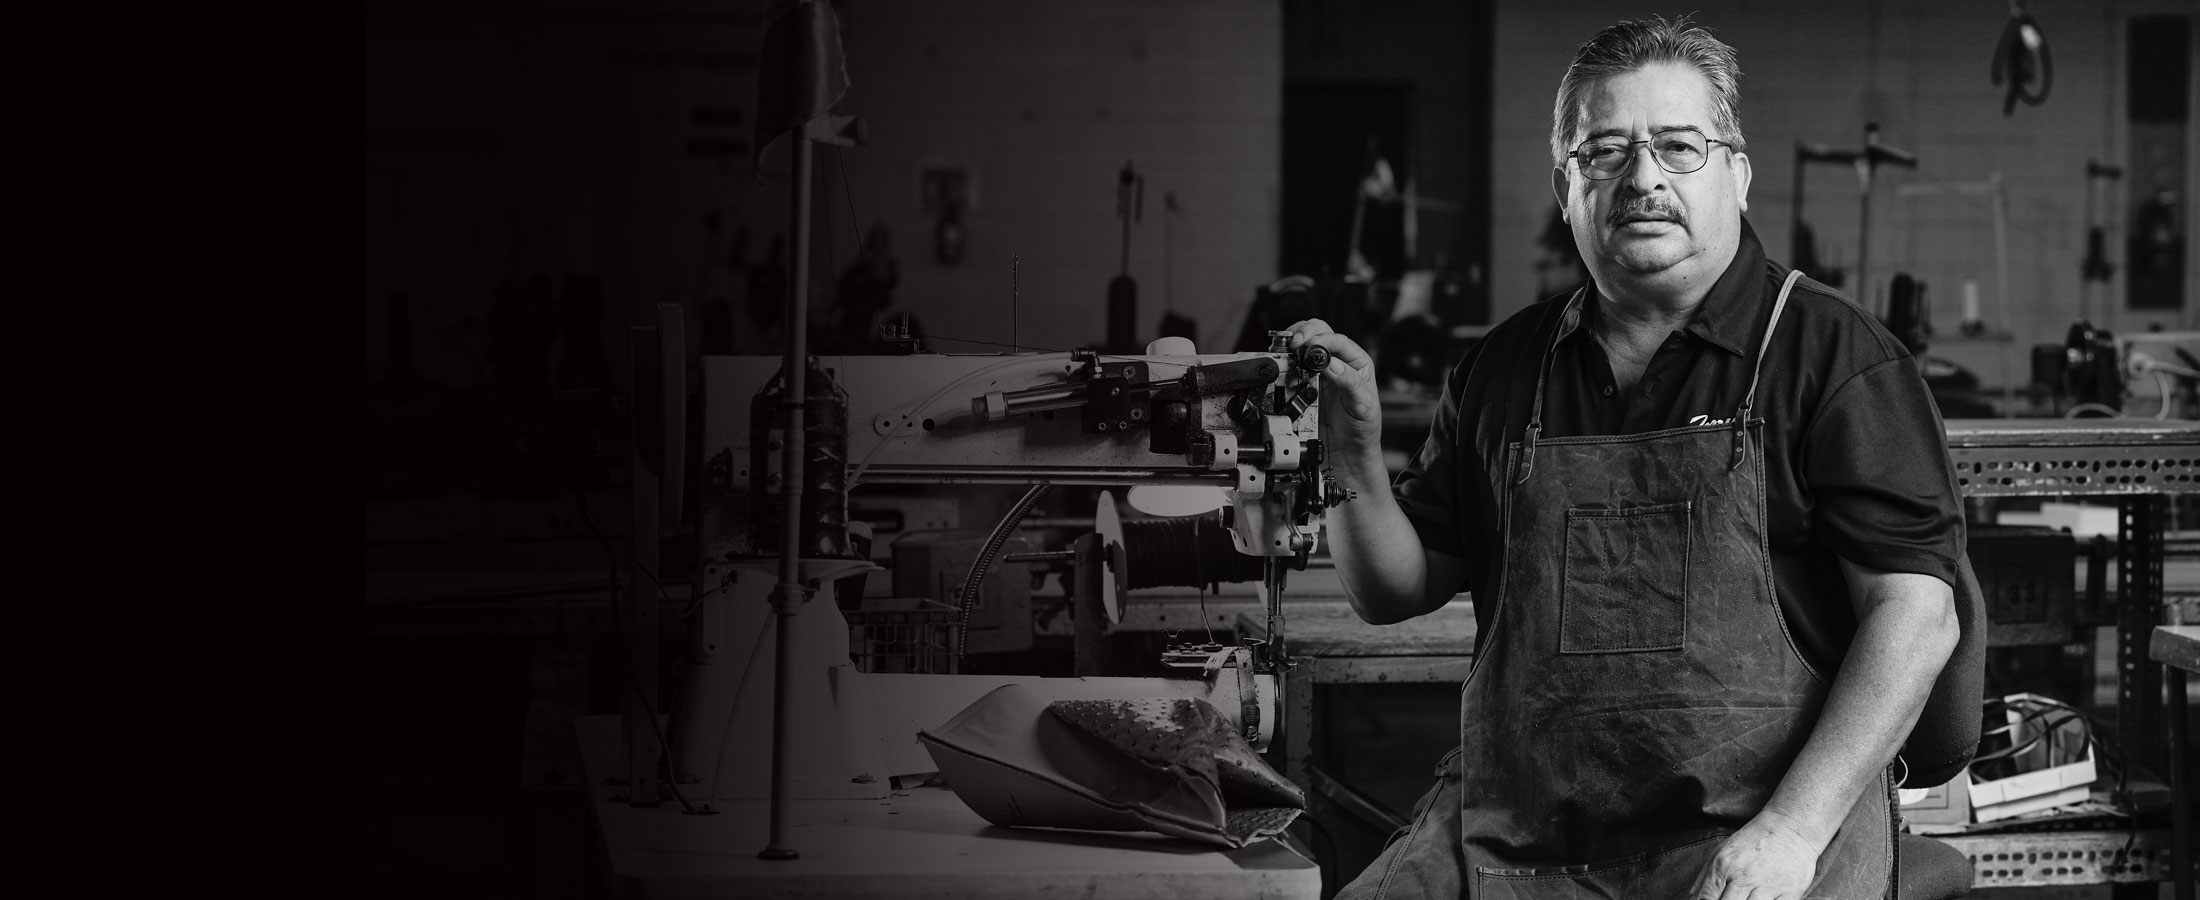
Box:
[1990,3,2054,116]
[754,0,860,177]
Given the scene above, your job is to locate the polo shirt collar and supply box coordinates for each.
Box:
[1557,217,1768,358]
[1683,218,1768,357]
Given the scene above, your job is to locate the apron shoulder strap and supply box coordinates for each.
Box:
[1517,287,1588,483]
[1728,269,1805,471]
[1739,269,1806,415]
[1525,287,1589,435]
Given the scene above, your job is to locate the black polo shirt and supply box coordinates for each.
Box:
[1394,220,1964,673]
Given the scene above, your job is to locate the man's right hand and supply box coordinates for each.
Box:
[1283,319,1383,471]
[1281,318,1463,625]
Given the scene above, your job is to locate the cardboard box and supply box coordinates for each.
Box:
[1969,692,2096,823]
[1897,692,2096,829]
[1897,778,1972,832]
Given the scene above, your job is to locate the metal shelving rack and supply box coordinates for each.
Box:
[1942,417,2200,893]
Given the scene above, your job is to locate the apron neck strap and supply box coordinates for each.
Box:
[1525,287,1588,433]
[1728,269,1805,470]
[1527,272,1803,428]
[1522,271,1804,479]
[1518,287,1587,483]
[1739,269,1806,417]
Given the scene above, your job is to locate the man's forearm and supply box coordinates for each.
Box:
[1758,570,1958,847]
[1325,446,1450,624]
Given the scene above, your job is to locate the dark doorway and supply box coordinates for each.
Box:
[1280,0,1493,328]
[1282,83,1412,281]
[2126,14,2190,312]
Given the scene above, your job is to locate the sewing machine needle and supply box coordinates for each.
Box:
[1263,557,1286,667]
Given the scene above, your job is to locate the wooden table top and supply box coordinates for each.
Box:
[1241,600,1477,658]
[2151,625,2200,674]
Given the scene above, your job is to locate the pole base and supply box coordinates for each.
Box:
[757,845,800,861]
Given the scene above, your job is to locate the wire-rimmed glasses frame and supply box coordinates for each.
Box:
[1569,127,1736,181]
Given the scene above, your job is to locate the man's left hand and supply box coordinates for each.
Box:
[1691,811,1826,900]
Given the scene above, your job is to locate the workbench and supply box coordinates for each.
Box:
[1239,601,1476,799]
[573,716,1322,899]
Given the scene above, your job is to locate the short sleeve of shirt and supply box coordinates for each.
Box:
[1391,346,1477,559]
[1802,355,1964,588]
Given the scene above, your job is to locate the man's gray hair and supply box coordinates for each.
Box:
[1550,15,1746,167]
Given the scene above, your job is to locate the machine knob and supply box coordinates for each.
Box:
[1299,345,1330,372]
[1324,479,1356,509]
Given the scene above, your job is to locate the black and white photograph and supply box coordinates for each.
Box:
[364,2,2199,897]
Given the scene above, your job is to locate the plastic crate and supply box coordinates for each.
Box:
[847,601,959,674]
[1968,525,2077,646]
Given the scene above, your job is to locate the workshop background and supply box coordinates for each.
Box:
[365,0,2198,897]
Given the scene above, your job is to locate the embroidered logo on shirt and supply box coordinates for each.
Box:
[1689,414,1737,427]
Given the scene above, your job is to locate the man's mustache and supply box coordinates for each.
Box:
[1608,197,1686,229]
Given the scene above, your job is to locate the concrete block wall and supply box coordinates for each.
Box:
[364,8,772,387]
[838,0,1282,356]
[364,18,617,388]
[1491,1,2199,399]
[367,1,2193,401]
[364,0,1279,391]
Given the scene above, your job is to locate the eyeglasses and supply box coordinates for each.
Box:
[1571,127,1735,180]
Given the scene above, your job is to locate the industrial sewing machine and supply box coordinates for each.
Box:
[665,332,1346,804]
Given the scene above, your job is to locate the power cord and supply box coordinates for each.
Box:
[572,497,729,617]
[574,493,707,815]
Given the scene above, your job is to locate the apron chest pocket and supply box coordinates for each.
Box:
[1560,500,1690,653]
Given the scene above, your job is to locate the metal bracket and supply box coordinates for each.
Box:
[761,429,786,494]
[2118,496,2168,778]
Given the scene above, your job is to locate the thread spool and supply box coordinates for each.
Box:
[1116,511,1268,590]
[1093,493,1269,625]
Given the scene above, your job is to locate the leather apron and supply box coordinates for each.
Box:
[1340,271,1895,899]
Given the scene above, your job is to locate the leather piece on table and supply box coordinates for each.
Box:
[918,684,1303,849]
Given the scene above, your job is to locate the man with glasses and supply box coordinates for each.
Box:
[1290,16,1964,900]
